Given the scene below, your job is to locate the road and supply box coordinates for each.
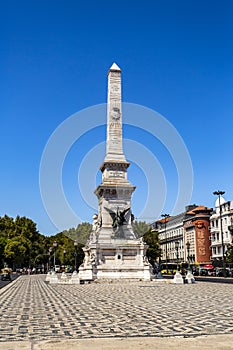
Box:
[0,274,233,345]
[164,274,233,284]
[0,273,19,289]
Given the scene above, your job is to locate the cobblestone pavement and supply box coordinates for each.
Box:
[0,275,233,343]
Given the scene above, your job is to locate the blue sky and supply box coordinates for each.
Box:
[1,0,233,235]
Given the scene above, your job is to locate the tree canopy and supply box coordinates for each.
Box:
[133,221,150,237]
[0,214,159,271]
[0,215,91,270]
[226,244,233,264]
[143,228,160,267]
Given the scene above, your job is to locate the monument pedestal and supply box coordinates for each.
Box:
[79,238,151,282]
[78,265,95,281]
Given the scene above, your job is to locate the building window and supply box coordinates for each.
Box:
[216,220,218,228]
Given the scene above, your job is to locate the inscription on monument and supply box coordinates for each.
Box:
[109,171,124,178]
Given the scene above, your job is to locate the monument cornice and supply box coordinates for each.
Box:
[100,160,130,172]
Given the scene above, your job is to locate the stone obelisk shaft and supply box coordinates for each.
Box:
[105,63,126,162]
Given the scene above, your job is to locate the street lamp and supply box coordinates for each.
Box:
[185,241,195,283]
[53,241,57,272]
[173,240,184,284]
[63,249,66,268]
[175,240,179,271]
[161,214,170,273]
[74,240,78,271]
[157,247,163,279]
[48,247,52,271]
[158,247,162,266]
[213,190,226,277]
[186,241,191,272]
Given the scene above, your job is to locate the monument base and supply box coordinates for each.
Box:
[96,266,151,280]
[78,265,95,281]
[79,238,152,282]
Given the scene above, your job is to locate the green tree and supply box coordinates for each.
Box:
[143,229,160,267]
[4,236,28,268]
[133,221,149,237]
[63,222,92,245]
[0,215,15,238]
[0,214,44,268]
[0,235,7,266]
[226,244,233,264]
[46,229,85,269]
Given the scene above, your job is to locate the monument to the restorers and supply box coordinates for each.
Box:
[78,63,151,281]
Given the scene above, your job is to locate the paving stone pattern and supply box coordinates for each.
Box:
[0,275,233,342]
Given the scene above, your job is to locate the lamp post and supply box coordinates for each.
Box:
[186,241,191,272]
[185,241,195,283]
[173,240,184,284]
[161,214,170,273]
[157,247,163,279]
[53,241,57,272]
[175,240,179,271]
[48,247,52,271]
[213,190,226,277]
[63,249,66,270]
[158,247,162,266]
[74,240,78,271]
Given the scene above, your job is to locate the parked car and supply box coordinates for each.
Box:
[65,265,73,273]
[1,268,12,281]
[55,265,60,272]
[215,268,230,277]
[192,267,216,276]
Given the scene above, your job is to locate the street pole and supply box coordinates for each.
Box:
[53,241,57,272]
[175,240,179,271]
[173,240,184,284]
[185,241,195,283]
[186,241,191,272]
[63,249,66,271]
[162,214,169,274]
[74,240,78,271]
[213,190,226,277]
[48,247,52,271]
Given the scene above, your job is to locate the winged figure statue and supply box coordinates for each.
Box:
[104,206,131,230]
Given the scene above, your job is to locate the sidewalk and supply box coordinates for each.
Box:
[1,335,233,350]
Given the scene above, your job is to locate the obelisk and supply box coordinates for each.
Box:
[78,63,151,281]
[105,63,126,162]
[96,62,135,241]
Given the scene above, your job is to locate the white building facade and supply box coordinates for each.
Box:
[210,197,233,263]
[155,213,185,264]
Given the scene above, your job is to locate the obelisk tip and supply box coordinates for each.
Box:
[109,62,121,72]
